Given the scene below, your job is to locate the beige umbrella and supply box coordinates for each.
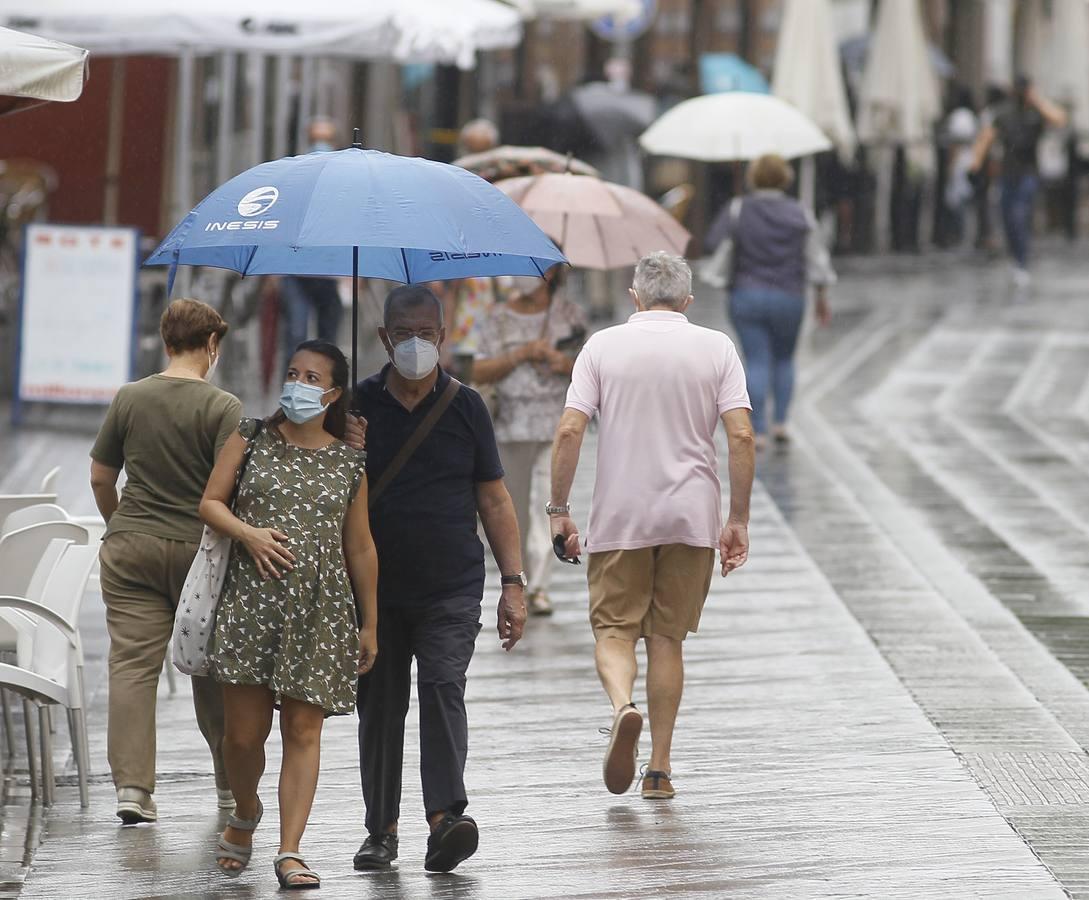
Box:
[856,0,941,153]
[773,0,855,158]
[494,173,691,270]
[855,0,942,251]
[453,146,599,183]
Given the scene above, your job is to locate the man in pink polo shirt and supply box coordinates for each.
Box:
[549,251,755,799]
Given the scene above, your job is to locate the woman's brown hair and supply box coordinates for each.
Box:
[160,298,229,355]
[747,154,795,192]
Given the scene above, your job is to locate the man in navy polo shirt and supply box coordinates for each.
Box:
[349,284,526,875]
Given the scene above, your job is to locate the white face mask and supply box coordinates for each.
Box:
[391,337,440,380]
[206,346,220,380]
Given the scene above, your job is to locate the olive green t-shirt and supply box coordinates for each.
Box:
[91,375,243,543]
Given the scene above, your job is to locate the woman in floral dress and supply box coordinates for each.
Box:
[473,268,587,616]
[200,340,377,889]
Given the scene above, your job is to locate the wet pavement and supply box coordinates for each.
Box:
[3,247,1089,897]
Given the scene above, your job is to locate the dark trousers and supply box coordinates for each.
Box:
[1000,173,1039,269]
[281,276,341,358]
[357,596,481,835]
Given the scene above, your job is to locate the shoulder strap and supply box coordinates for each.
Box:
[229,418,264,509]
[369,379,461,509]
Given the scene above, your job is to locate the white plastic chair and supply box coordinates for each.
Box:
[0,522,89,600]
[38,467,61,495]
[0,544,99,806]
[2,504,69,537]
[0,538,72,767]
[0,496,58,529]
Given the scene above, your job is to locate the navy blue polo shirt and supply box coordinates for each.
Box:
[353,365,504,607]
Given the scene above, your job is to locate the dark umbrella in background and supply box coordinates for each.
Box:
[569,81,658,157]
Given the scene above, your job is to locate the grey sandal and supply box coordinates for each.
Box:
[215,798,263,878]
[274,852,321,890]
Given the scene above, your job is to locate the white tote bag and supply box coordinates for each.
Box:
[172,421,262,676]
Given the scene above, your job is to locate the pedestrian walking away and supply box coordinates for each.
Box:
[473,267,588,616]
[89,298,239,826]
[970,75,1068,287]
[702,153,835,449]
[347,284,526,875]
[550,251,755,799]
[200,340,377,889]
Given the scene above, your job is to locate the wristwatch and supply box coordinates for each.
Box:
[545,502,571,515]
[501,572,528,588]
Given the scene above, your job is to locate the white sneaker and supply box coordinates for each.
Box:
[217,787,236,810]
[116,787,158,824]
[1012,266,1031,288]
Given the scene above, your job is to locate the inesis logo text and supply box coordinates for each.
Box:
[205,186,281,233]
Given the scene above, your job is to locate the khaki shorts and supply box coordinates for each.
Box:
[587,544,715,642]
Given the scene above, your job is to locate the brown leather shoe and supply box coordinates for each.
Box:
[603,704,642,794]
[641,769,674,799]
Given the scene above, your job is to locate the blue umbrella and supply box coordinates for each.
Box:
[698,53,770,95]
[146,136,567,382]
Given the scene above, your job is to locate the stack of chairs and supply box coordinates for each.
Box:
[0,467,100,806]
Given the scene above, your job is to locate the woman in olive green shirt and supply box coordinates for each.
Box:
[90,298,241,825]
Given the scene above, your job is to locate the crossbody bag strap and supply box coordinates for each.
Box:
[369,379,461,509]
[228,419,265,510]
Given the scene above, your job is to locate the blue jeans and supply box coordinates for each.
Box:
[280,276,342,358]
[999,173,1039,269]
[728,288,805,435]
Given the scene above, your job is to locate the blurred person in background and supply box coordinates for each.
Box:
[941,87,980,250]
[702,154,835,450]
[971,76,1068,286]
[457,118,500,157]
[472,269,587,616]
[202,340,375,889]
[270,118,344,361]
[90,299,240,825]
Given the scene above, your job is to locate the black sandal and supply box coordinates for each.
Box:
[274,853,321,890]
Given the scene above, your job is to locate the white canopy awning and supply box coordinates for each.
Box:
[0,24,87,103]
[0,0,522,68]
[772,0,855,157]
[503,0,641,20]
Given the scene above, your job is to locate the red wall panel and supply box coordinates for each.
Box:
[0,56,171,239]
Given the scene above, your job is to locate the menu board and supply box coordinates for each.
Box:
[17,224,138,408]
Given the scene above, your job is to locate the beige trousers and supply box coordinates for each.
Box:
[98,531,228,794]
[498,440,554,595]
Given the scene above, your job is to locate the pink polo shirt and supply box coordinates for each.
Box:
[565,310,751,552]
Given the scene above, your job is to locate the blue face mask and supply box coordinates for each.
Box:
[279,381,333,424]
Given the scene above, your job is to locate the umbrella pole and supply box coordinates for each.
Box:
[352,246,359,389]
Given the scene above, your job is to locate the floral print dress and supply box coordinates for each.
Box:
[210,418,366,714]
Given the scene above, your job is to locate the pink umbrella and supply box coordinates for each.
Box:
[494,173,691,270]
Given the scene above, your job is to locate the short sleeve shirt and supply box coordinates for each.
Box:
[995,102,1045,179]
[353,365,504,607]
[566,311,750,552]
[91,375,243,543]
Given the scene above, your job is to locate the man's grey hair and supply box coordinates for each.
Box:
[632,251,692,309]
